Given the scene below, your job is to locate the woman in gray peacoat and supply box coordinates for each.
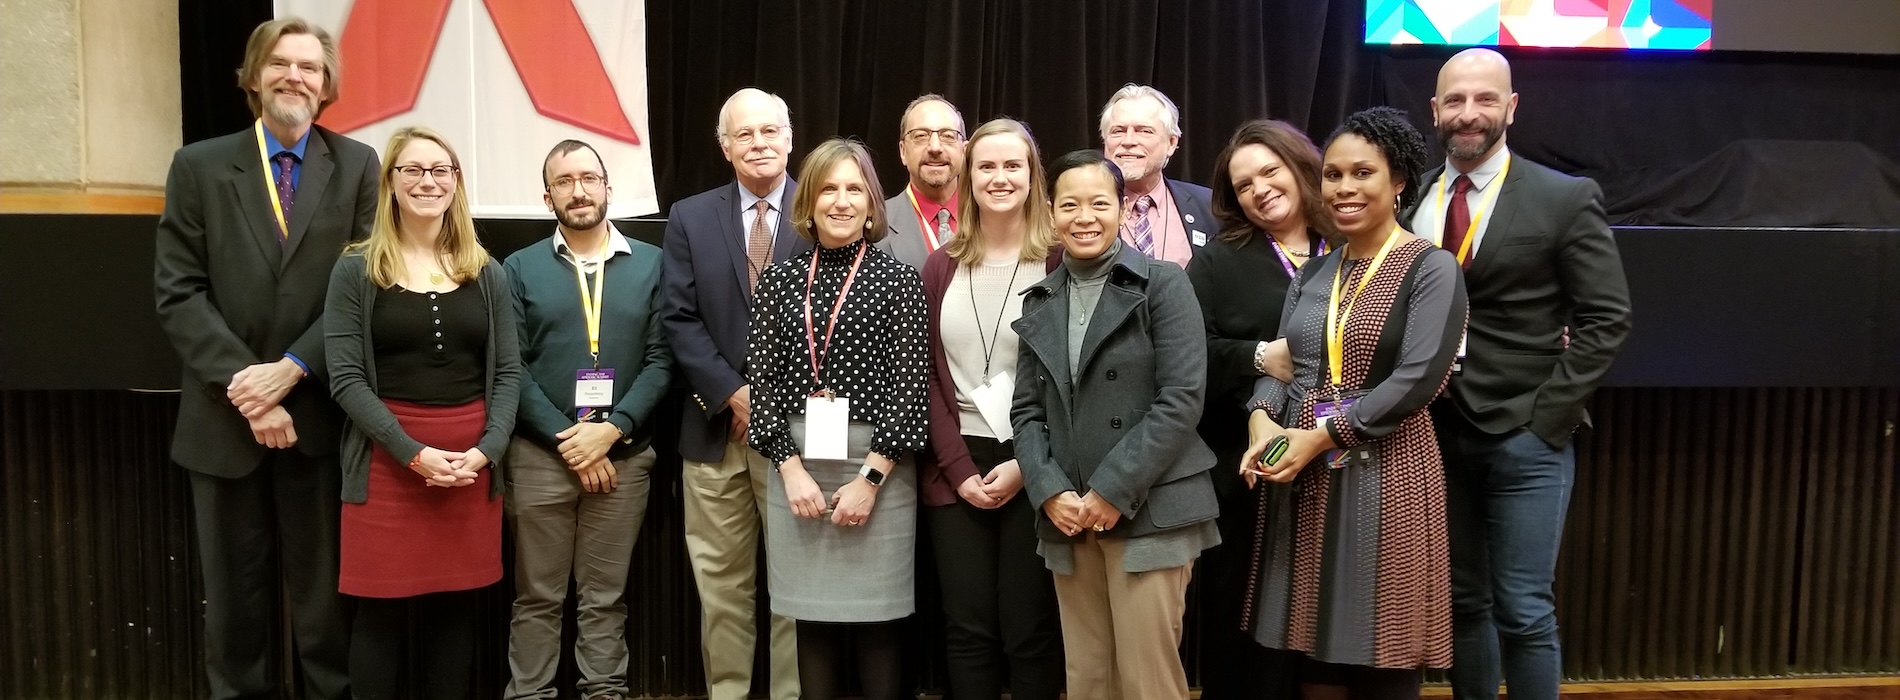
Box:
[1009,150,1220,700]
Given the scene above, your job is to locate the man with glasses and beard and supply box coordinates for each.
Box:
[153,17,379,699]
[502,140,674,700]
[1404,48,1632,700]
[879,94,966,268]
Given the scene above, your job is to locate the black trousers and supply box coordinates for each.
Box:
[348,590,484,700]
[1198,443,1302,700]
[187,449,351,700]
[924,435,1064,700]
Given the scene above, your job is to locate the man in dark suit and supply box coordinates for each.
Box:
[1405,48,1633,700]
[152,17,379,700]
[878,94,966,268]
[1099,83,1215,268]
[659,87,807,700]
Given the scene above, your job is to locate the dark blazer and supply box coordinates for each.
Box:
[153,125,380,477]
[919,247,1061,507]
[660,179,810,462]
[1167,178,1216,251]
[1404,152,1632,447]
[324,254,522,503]
[1010,244,1218,546]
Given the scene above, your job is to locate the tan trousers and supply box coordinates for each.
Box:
[1051,534,1194,700]
[684,439,799,700]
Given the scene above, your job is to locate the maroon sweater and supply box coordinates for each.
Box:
[918,246,1062,506]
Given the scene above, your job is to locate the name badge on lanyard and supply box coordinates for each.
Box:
[1320,228,1399,467]
[800,243,868,461]
[572,251,614,420]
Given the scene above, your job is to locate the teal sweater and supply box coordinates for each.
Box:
[503,232,674,452]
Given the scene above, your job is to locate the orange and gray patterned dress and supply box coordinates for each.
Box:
[1243,237,1466,670]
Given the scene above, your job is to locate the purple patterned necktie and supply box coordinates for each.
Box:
[273,152,298,244]
[1130,195,1156,255]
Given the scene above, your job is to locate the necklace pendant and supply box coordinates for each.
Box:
[429,271,445,285]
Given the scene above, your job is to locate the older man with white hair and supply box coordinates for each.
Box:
[660,87,809,700]
[1099,83,1215,267]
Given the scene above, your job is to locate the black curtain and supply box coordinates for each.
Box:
[183,1,1900,222]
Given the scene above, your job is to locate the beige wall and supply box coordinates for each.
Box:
[0,0,180,192]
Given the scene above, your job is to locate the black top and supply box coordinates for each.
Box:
[372,284,486,405]
[1184,229,1324,479]
[745,239,930,465]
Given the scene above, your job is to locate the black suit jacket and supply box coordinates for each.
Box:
[154,125,381,477]
[660,180,811,462]
[1166,178,1217,251]
[1405,152,1632,447]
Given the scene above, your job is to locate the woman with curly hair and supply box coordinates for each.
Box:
[1239,106,1468,699]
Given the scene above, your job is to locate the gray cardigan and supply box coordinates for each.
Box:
[324,252,522,503]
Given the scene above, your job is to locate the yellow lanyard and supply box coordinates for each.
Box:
[1430,153,1511,265]
[1324,227,1401,390]
[571,241,610,365]
[253,121,291,240]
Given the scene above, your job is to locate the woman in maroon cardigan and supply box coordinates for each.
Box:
[920,118,1063,700]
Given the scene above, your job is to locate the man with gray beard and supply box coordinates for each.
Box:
[153,17,379,700]
[501,140,674,700]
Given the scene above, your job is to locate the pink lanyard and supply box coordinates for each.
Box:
[802,242,868,395]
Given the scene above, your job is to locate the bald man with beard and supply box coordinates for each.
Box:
[1404,48,1631,700]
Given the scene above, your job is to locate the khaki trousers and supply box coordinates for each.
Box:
[1051,534,1194,700]
[684,439,799,700]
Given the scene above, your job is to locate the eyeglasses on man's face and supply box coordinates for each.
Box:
[548,173,607,195]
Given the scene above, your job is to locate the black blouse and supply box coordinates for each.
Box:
[745,239,930,464]
[1184,229,1325,463]
[372,284,486,405]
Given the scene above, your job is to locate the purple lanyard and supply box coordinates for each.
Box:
[1268,235,1326,279]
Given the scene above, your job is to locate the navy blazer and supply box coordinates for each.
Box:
[660,179,811,462]
[1166,178,1216,250]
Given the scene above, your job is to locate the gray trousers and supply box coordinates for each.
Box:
[503,435,655,700]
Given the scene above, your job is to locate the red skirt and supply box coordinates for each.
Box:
[339,398,501,598]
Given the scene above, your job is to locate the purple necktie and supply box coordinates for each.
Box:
[273,152,298,243]
[1130,195,1155,255]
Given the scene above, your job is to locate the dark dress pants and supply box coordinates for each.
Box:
[188,448,350,700]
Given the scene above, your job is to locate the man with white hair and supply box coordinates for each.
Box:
[1099,83,1215,267]
[660,87,808,700]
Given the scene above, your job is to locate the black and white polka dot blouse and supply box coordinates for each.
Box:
[745,238,930,465]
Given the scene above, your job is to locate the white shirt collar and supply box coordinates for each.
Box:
[738,177,789,214]
[553,223,633,264]
[1445,145,1511,192]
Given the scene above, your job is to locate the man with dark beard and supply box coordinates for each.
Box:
[880,94,967,268]
[153,17,378,700]
[501,140,674,700]
[1405,48,1632,700]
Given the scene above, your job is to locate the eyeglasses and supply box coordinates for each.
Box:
[904,128,964,147]
[726,124,787,146]
[393,165,459,183]
[548,173,607,195]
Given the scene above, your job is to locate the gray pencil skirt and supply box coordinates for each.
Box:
[766,417,917,623]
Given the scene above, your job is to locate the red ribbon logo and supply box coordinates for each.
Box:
[321,0,642,145]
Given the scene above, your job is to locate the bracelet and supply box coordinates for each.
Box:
[1253,341,1270,375]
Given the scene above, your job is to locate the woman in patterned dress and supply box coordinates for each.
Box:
[745,137,930,700]
[1240,106,1468,699]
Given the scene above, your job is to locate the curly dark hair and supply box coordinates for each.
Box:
[1325,106,1429,211]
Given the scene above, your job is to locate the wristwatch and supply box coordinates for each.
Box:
[858,464,886,486]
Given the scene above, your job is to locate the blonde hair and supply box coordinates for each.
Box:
[348,126,489,288]
[945,118,1056,266]
[235,17,340,119]
[790,138,889,244]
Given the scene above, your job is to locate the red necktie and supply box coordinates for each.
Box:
[1441,174,1474,267]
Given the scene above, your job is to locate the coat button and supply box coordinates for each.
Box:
[1111,417,1123,429]
[1106,369,1118,380]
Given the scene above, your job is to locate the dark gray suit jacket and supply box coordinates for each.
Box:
[153,125,380,477]
[879,190,935,268]
[1405,152,1632,446]
[1166,178,1217,252]
[660,180,811,462]
[1011,244,1219,546]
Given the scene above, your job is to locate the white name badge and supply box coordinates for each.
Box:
[1191,229,1209,247]
[802,395,851,461]
[1453,330,1469,375]
[968,371,1016,442]
[575,368,615,407]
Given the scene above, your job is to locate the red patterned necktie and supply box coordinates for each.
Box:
[1441,175,1473,267]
